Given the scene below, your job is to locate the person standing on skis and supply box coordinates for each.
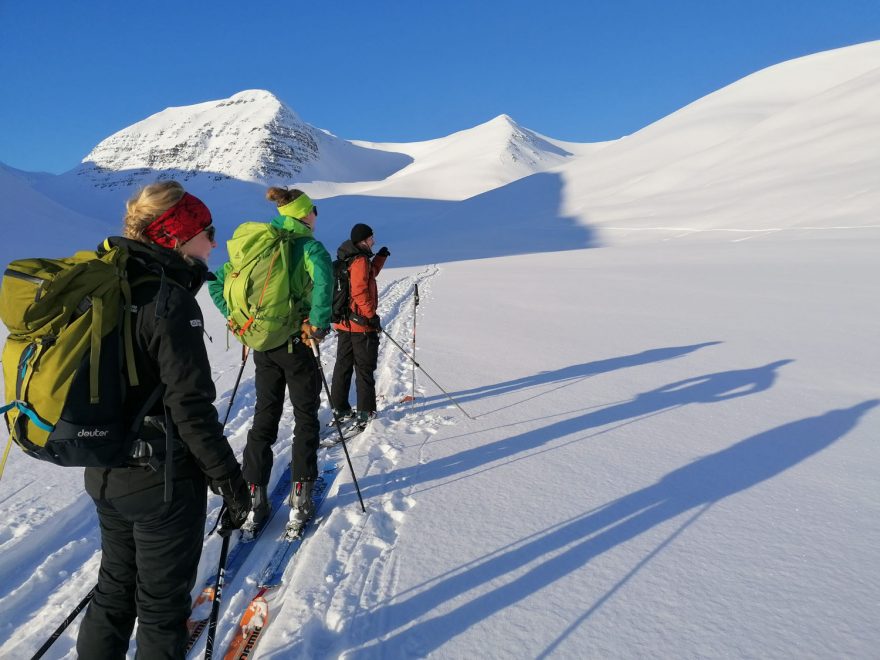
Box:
[329,223,389,430]
[209,187,332,537]
[76,181,250,659]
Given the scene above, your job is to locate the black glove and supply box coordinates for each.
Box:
[311,326,331,341]
[210,471,250,536]
[367,314,381,329]
[301,320,330,347]
[376,246,390,258]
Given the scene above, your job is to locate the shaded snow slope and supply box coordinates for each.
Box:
[0,164,113,265]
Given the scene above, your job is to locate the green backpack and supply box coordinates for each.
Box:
[223,222,304,351]
[0,241,161,476]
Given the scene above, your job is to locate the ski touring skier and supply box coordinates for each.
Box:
[75,181,250,659]
[209,186,333,538]
[329,223,389,430]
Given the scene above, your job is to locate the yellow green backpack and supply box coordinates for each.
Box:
[223,223,305,351]
[0,241,160,477]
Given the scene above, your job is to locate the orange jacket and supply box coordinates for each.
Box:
[332,252,387,333]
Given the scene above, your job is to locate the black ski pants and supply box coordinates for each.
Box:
[76,474,207,659]
[243,339,321,485]
[330,330,380,414]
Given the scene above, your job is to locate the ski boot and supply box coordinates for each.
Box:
[286,480,315,539]
[355,410,376,431]
[327,408,355,427]
[240,483,270,542]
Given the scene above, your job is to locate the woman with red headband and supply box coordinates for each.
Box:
[76,181,251,659]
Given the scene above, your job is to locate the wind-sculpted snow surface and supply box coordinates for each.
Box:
[1,239,879,658]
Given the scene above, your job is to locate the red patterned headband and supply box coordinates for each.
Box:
[143,192,212,248]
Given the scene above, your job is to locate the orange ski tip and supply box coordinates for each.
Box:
[223,596,271,660]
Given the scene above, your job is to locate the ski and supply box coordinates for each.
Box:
[319,423,364,448]
[221,465,338,660]
[320,411,377,447]
[185,465,293,654]
[321,416,357,439]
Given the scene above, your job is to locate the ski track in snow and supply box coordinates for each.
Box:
[244,265,452,659]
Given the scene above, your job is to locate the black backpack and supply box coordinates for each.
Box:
[331,256,379,328]
[330,257,353,324]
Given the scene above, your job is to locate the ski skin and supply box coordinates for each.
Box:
[222,466,338,660]
[185,465,293,653]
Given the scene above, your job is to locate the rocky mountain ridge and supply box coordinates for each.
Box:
[76,90,323,188]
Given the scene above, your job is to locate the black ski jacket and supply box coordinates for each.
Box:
[84,237,240,500]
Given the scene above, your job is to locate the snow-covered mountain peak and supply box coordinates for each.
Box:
[484,113,516,126]
[223,88,282,103]
[467,113,572,161]
[328,112,576,200]
[75,89,344,188]
[73,89,410,191]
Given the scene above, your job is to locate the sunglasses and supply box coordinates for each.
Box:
[312,205,318,217]
[181,224,215,245]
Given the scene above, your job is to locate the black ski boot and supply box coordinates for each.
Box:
[241,483,270,541]
[286,480,315,538]
[327,408,354,427]
[355,410,376,431]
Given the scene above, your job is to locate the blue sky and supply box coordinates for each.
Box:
[1,0,878,174]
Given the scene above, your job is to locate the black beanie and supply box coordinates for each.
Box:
[350,223,374,244]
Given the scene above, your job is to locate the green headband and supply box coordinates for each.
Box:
[277,194,314,220]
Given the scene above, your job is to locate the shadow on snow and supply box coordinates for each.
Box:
[414,341,724,416]
[347,399,878,657]
[31,167,596,268]
[347,357,794,503]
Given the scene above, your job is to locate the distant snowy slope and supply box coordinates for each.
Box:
[72,90,410,188]
[8,41,880,266]
[313,114,589,200]
[0,164,112,265]
[560,40,880,238]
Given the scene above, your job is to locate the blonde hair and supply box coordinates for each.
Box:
[265,186,305,207]
[123,180,186,242]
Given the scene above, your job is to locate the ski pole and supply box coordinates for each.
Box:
[411,283,419,410]
[31,586,96,659]
[310,340,366,513]
[381,329,475,420]
[223,346,250,426]
[204,525,231,660]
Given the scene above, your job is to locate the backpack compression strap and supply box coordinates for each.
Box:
[235,239,284,338]
[103,238,142,392]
